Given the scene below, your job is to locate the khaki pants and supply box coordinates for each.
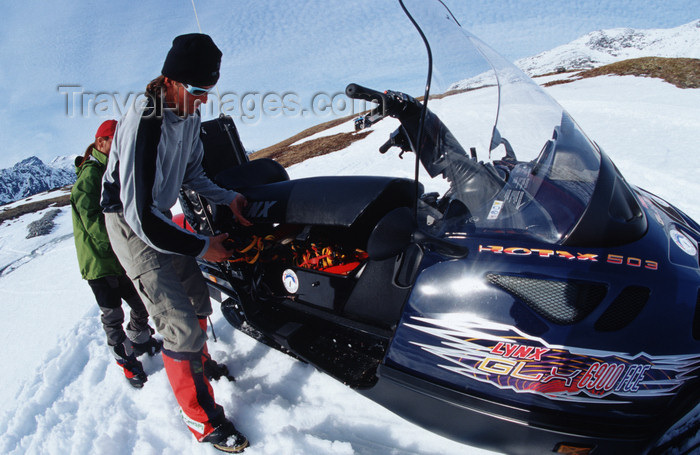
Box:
[105,211,211,353]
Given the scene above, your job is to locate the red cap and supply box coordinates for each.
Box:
[95,120,117,139]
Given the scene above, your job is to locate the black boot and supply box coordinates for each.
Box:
[201,420,249,453]
[117,355,148,388]
[133,337,163,357]
[111,341,148,388]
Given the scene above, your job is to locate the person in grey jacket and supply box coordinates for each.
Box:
[102,34,250,453]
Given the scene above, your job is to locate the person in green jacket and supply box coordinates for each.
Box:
[71,119,162,388]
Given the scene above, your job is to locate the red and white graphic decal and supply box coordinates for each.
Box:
[406,316,700,403]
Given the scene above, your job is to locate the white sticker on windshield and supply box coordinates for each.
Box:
[488,200,504,220]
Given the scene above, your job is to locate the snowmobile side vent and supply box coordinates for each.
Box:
[693,289,700,340]
[594,286,650,332]
[486,274,607,325]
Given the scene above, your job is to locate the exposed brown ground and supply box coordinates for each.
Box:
[543,57,700,89]
[0,194,70,225]
[251,113,373,167]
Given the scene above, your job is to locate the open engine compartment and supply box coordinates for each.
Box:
[177,115,423,387]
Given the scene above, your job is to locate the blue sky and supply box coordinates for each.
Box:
[0,0,697,169]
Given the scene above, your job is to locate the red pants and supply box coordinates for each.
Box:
[161,318,223,440]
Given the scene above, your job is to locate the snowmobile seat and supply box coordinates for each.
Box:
[234,176,420,233]
[214,158,290,191]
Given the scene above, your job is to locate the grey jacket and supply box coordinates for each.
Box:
[101,99,237,257]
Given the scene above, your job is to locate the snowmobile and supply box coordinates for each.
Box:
[174,1,700,453]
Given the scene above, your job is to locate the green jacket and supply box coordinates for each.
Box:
[70,148,124,280]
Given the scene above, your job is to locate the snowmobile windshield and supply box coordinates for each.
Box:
[403,0,601,244]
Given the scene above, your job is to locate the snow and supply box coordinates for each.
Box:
[1,73,699,455]
[546,75,700,215]
[516,19,700,76]
[0,188,70,214]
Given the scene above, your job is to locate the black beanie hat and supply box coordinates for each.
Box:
[161,33,222,87]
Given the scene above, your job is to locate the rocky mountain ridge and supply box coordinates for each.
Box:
[0,156,76,205]
[516,19,700,76]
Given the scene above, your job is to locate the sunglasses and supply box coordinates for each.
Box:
[180,82,214,96]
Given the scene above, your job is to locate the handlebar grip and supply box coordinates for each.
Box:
[345,83,387,104]
[379,139,392,154]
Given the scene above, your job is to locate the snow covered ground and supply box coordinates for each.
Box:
[516,20,700,76]
[0,73,699,455]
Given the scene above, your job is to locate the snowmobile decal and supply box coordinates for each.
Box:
[282,269,299,293]
[405,316,700,403]
[606,254,658,270]
[487,200,504,220]
[638,193,666,227]
[478,245,659,270]
[478,245,599,261]
[246,200,278,219]
[670,228,697,256]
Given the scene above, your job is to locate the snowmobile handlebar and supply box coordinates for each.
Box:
[379,127,412,155]
[345,83,389,105]
[347,83,422,121]
[346,83,406,118]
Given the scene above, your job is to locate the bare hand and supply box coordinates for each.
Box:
[202,232,233,262]
[229,193,252,226]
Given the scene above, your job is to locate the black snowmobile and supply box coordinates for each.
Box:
[174,1,700,453]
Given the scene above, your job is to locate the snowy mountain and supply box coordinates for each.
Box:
[516,19,700,76]
[0,156,76,206]
[48,154,80,172]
